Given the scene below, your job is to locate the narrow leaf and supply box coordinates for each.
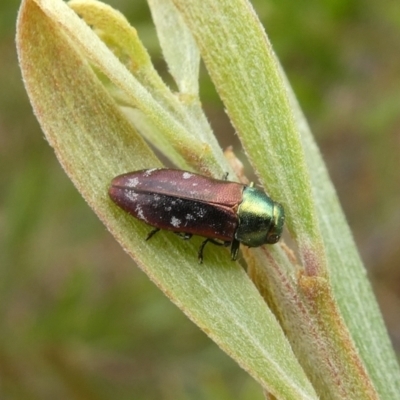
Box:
[16,0,318,398]
[148,0,200,95]
[170,0,398,398]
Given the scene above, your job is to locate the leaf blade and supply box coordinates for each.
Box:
[169,0,398,398]
[16,1,318,398]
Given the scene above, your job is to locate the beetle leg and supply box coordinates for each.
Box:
[197,238,230,263]
[198,239,210,264]
[230,238,240,261]
[146,228,160,241]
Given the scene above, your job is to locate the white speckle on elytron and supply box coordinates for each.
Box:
[182,172,193,179]
[144,168,157,176]
[135,205,148,222]
[186,214,194,220]
[126,177,139,187]
[153,194,161,201]
[126,191,138,202]
[197,208,206,217]
[165,206,172,211]
[171,217,181,227]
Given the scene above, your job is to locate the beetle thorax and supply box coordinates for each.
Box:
[235,186,276,247]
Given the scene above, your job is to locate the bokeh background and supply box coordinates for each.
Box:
[1,0,399,398]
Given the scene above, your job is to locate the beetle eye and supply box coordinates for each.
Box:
[268,234,279,244]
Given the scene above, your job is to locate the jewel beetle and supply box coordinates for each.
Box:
[108,168,285,263]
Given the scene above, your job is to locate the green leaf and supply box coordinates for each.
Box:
[148,0,200,95]
[16,0,318,398]
[287,79,400,400]
[170,0,400,399]
[65,0,232,178]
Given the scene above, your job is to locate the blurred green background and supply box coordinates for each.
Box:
[1,0,399,398]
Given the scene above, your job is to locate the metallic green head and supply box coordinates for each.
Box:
[235,186,285,248]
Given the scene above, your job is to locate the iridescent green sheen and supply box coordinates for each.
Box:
[235,186,285,248]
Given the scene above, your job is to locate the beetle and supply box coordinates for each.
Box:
[108,168,285,263]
